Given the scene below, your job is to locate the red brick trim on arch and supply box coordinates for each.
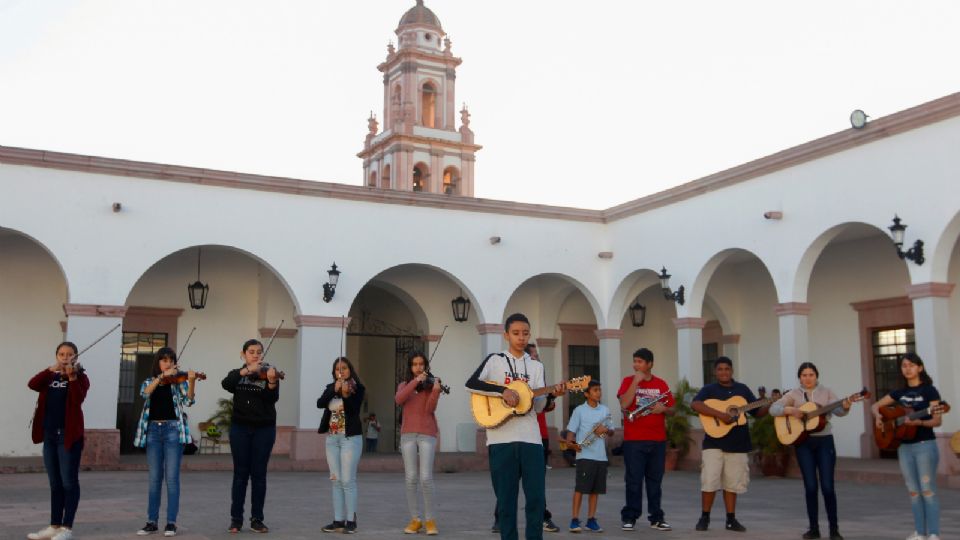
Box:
[534,338,558,348]
[774,302,812,316]
[594,328,624,340]
[476,323,501,335]
[671,317,707,330]
[63,303,129,318]
[906,282,955,299]
[258,327,298,339]
[293,315,351,328]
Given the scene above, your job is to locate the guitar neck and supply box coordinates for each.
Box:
[739,397,775,413]
[895,407,935,427]
[807,399,846,418]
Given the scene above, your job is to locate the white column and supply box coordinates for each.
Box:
[721,334,741,364]
[907,283,957,433]
[64,303,127,464]
[674,317,706,387]
[595,329,624,426]
[290,315,349,461]
[477,323,503,357]
[775,302,811,393]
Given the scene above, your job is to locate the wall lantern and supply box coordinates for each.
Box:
[323,263,341,303]
[451,289,471,322]
[888,215,925,265]
[187,248,209,310]
[628,297,647,327]
[659,267,685,305]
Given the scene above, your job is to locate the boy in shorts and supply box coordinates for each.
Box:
[564,381,614,533]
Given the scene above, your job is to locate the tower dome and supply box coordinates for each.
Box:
[398,0,442,31]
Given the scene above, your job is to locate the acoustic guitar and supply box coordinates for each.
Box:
[471,376,591,429]
[874,402,950,450]
[774,387,869,445]
[699,396,776,438]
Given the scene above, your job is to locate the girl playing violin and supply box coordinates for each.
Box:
[26,342,90,540]
[222,339,280,534]
[134,347,198,537]
[395,350,444,535]
[317,356,365,534]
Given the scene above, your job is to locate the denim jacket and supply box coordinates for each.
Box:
[133,378,194,448]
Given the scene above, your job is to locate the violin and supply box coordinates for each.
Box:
[418,372,450,395]
[253,363,286,381]
[159,371,207,385]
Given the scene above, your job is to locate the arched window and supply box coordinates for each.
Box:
[412,163,427,192]
[382,164,391,189]
[442,166,459,195]
[368,171,377,187]
[421,82,436,128]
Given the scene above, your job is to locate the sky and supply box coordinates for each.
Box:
[1,1,959,210]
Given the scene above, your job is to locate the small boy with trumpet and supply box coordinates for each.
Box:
[564,380,614,533]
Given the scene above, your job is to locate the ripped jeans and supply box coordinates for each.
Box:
[325,433,363,522]
[897,439,939,536]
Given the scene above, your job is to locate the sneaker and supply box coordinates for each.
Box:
[695,516,710,531]
[137,522,159,536]
[228,520,242,534]
[50,530,72,540]
[404,518,423,534]
[803,529,821,539]
[344,521,357,534]
[546,464,553,469]
[321,521,344,533]
[163,524,177,537]
[491,519,500,534]
[621,519,636,531]
[585,518,603,533]
[904,533,924,540]
[424,520,438,536]
[927,535,940,540]
[725,518,746,532]
[650,520,672,531]
[543,518,559,533]
[249,519,268,533]
[27,527,62,540]
[829,529,844,540]
[570,519,582,533]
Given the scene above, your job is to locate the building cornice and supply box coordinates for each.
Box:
[358,133,482,158]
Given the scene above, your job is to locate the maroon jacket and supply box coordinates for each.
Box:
[29,368,90,450]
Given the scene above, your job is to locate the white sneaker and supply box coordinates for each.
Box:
[26,526,60,540]
[905,533,925,540]
[50,529,72,540]
[926,535,939,540]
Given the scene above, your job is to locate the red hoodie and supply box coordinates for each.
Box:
[29,368,90,450]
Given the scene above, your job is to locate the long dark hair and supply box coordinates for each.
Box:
[55,341,78,357]
[900,352,933,387]
[331,356,362,386]
[152,347,177,377]
[796,361,819,379]
[404,350,428,383]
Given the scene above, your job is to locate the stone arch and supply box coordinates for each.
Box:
[606,268,661,326]
[412,161,430,192]
[689,247,778,317]
[929,209,960,283]
[0,225,70,300]
[502,272,604,331]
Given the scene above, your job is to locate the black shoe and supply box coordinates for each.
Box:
[543,518,559,533]
[228,519,242,534]
[725,518,746,532]
[163,524,177,537]
[829,529,843,540]
[695,516,709,531]
[621,519,636,531]
[250,519,268,533]
[137,522,158,536]
[344,521,357,534]
[491,520,499,534]
[802,529,821,539]
[321,521,345,533]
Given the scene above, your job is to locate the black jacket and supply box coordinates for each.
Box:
[317,380,366,436]
[222,368,280,428]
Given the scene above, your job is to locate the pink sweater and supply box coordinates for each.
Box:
[395,380,441,437]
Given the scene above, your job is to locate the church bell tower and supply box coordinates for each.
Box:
[358,0,481,196]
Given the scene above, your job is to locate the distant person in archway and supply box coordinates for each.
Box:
[364,413,381,453]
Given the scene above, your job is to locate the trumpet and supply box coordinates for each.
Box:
[625,392,672,422]
[578,414,612,448]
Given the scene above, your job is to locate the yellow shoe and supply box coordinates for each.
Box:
[425,520,439,535]
[404,518,423,534]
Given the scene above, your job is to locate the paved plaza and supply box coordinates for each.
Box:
[1,466,957,540]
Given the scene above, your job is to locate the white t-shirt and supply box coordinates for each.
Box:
[473,350,546,446]
[366,420,380,439]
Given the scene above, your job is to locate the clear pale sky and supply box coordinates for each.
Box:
[1,1,958,209]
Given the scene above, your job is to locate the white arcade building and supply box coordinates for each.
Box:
[1,2,959,481]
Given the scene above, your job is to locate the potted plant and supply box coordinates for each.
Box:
[206,397,233,431]
[664,378,698,470]
[749,414,789,476]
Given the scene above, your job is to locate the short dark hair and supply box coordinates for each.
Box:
[771,388,781,394]
[524,343,538,354]
[504,313,530,332]
[587,380,602,391]
[152,347,177,377]
[55,341,78,357]
[797,361,819,379]
[242,339,263,353]
[633,348,654,363]
[714,356,733,369]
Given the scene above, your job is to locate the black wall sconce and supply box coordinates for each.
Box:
[323,263,341,303]
[628,296,647,327]
[888,215,925,265]
[659,267,685,305]
[187,247,209,310]
[451,289,471,322]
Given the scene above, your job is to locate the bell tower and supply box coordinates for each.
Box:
[358,0,481,196]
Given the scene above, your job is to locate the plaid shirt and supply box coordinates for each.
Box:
[133,377,195,448]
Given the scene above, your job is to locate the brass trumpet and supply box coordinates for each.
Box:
[625,392,671,422]
[578,414,613,448]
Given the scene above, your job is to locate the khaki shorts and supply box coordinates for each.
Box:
[700,449,749,494]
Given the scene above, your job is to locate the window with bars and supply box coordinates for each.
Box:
[118,332,167,403]
[872,326,915,400]
[702,342,720,385]
[567,345,599,417]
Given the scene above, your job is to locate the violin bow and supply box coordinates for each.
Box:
[260,319,284,364]
[428,325,448,364]
[70,322,122,363]
[176,327,197,363]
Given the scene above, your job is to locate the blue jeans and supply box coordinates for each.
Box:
[42,429,83,528]
[489,442,545,540]
[229,424,276,521]
[401,433,437,521]
[326,434,363,522]
[621,440,666,524]
[146,421,184,524]
[794,434,837,530]
[898,439,940,536]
